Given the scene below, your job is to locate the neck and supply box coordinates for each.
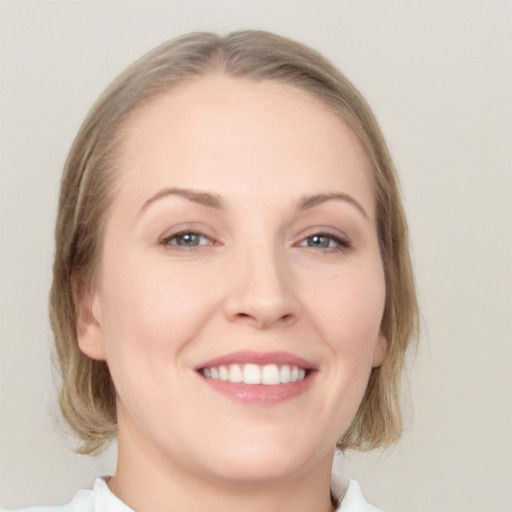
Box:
[109,423,336,512]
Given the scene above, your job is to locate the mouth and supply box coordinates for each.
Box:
[200,363,308,385]
[195,351,316,404]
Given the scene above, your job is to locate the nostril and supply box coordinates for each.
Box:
[231,310,296,330]
[236,313,252,320]
[280,313,295,324]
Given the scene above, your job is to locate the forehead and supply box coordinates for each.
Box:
[114,75,375,214]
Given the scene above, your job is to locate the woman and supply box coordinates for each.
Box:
[5,30,418,511]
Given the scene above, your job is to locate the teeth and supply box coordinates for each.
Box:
[219,365,228,381]
[243,364,261,384]
[261,364,280,385]
[280,365,291,383]
[229,364,243,383]
[201,363,307,385]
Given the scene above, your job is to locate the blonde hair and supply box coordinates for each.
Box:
[50,30,419,455]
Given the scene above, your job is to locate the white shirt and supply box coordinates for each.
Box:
[2,475,383,511]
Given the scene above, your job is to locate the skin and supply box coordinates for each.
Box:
[77,75,387,512]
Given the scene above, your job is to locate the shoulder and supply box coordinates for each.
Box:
[4,475,382,512]
[1,477,133,512]
[331,475,385,512]
[1,489,93,512]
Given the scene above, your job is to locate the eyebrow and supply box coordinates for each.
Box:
[297,193,369,220]
[140,187,369,221]
[140,187,224,214]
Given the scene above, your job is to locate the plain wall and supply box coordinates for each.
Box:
[1,1,511,511]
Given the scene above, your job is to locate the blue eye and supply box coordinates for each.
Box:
[162,232,211,248]
[299,233,350,250]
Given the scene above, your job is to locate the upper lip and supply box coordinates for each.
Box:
[195,350,317,370]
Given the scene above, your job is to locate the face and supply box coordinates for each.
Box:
[78,75,387,486]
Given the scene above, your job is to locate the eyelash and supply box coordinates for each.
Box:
[159,230,215,250]
[159,230,351,253]
[298,232,351,252]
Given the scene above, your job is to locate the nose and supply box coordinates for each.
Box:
[223,243,300,329]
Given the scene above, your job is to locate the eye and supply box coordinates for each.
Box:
[160,231,213,248]
[298,232,350,251]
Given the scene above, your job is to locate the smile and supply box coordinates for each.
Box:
[196,351,316,404]
[200,363,307,385]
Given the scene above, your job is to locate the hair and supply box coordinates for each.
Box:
[50,30,419,455]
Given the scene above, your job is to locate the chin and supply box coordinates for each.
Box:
[206,457,305,486]
[194,433,326,486]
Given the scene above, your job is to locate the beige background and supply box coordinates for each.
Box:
[1,1,511,511]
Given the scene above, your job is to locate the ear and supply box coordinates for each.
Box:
[372,334,388,368]
[72,272,107,361]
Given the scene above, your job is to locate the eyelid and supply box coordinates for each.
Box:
[295,228,352,252]
[162,231,212,246]
[158,224,220,250]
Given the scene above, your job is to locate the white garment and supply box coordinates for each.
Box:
[2,475,383,512]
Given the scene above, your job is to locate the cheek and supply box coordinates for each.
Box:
[96,261,214,416]
[305,267,385,356]
[98,257,221,358]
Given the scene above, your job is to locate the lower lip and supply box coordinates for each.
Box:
[200,373,315,405]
